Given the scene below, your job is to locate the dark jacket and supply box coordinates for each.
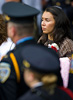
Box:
[68,73,73,92]
[18,86,73,100]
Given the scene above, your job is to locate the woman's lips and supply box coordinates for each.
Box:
[42,27,46,30]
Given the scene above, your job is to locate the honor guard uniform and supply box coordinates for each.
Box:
[0,2,40,100]
[18,45,73,100]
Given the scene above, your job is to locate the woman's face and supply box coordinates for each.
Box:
[41,11,55,34]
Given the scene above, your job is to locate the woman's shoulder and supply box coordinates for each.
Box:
[59,37,73,57]
[60,37,73,48]
[63,37,73,43]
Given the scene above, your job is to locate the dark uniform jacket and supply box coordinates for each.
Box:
[68,73,73,92]
[68,57,73,92]
[0,38,37,100]
[18,86,73,100]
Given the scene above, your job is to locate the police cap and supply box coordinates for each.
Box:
[21,45,60,74]
[2,2,40,23]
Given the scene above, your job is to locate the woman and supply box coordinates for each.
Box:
[38,6,73,58]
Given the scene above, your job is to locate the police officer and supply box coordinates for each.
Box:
[18,45,73,100]
[0,2,40,100]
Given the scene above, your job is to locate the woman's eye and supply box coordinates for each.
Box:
[46,19,50,22]
[41,18,50,22]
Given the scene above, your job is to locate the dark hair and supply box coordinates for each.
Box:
[41,6,73,46]
[0,14,7,45]
[70,0,73,2]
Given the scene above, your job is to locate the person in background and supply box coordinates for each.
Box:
[0,2,40,100]
[66,0,73,34]
[0,14,7,45]
[38,6,73,58]
[52,0,67,13]
[42,0,52,11]
[0,0,5,14]
[0,14,15,60]
[5,0,21,2]
[18,45,73,100]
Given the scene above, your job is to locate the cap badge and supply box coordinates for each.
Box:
[23,60,30,68]
[4,15,10,21]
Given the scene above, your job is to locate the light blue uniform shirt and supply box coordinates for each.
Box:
[16,36,33,45]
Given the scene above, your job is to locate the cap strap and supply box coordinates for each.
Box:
[10,53,20,83]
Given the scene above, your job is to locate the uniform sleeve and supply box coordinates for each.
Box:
[0,53,17,100]
[68,73,73,92]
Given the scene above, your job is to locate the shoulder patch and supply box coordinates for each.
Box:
[0,62,11,83]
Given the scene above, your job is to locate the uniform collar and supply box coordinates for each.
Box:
[32,82,43,88]
[16,36,33,45]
